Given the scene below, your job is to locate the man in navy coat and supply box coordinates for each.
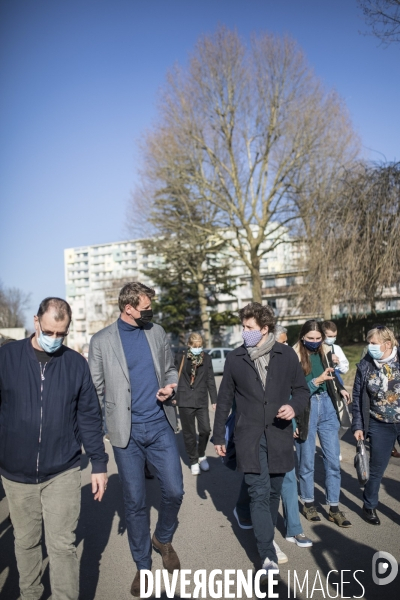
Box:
[213,302,309,582]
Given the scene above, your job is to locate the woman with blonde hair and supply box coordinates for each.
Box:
[352,325,400,525]
[175,333,217,475]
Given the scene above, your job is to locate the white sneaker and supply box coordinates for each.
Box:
[273,540,288,564]
[286,533,313,548]
[259,558,279,583]
[191,463,200,475]
[198,456,209,471]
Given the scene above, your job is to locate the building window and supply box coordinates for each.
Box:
[264,278,275,288]
[95,304,102,315]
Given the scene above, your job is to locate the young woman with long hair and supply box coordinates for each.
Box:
[293,320,352,527]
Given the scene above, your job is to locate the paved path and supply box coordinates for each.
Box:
[1,386,399,599]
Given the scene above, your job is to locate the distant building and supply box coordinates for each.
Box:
[0,327,27,341]
[64,230,400,350]
[64,228,306,350]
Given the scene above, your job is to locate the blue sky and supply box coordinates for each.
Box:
[0,0,399,325]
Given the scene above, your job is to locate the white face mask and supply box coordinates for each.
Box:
[325,336,336,346]
[190,347,203,356]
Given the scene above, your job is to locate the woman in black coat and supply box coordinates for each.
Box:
[175,333,217,475]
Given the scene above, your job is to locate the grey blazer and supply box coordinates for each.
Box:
[88,320,178,448]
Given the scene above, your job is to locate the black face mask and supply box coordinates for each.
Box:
[135,309,153,327]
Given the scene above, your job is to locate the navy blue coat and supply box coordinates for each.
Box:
[352,347,400,435]
[0,337,108,483]
[213,342,310,474]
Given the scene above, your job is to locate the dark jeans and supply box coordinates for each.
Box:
[179,406,211,465]
[237,433,284,564]
[363,418,400,509]
[113,417,184,570]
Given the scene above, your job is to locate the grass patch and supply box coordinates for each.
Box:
[341,343,365,390]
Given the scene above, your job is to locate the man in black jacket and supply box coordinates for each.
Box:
[213,303,309,581]
[0,297,108,600]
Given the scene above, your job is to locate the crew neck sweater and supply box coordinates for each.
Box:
[117,318,163,423]
[305,352,327,394]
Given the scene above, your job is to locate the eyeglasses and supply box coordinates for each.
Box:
[39,320,69,338]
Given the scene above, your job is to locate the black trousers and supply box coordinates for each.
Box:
[179,406,211,465]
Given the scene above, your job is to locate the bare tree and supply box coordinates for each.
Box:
[338,162,400,313]
[358,0,400,43]
[0,282,31,328]
[136,27,359,302]
[300,162,400,318]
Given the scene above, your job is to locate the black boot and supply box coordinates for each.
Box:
[362,506,380,525]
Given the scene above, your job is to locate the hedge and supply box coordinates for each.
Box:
[285,310,400,346]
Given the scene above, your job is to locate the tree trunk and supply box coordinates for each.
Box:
[197,280,211,347]
[323,299,332,321]
[250,257,262,303]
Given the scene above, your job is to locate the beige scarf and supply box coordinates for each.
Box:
[247,333,275,389]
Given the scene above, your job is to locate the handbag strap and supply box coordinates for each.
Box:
[178,355,185,379]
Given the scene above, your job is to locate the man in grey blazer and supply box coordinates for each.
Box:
[89,282,183,597]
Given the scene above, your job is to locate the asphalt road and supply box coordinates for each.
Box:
[1,380,399,600]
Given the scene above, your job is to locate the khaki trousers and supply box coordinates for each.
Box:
[2,467,81,600]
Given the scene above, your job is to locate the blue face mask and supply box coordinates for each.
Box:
[324,336,336,346]
[38,327,64,354]
[302,339,322,352]
[190,347,203,356]
[368,344,384,360]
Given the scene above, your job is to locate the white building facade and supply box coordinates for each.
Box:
[64,228,309,351]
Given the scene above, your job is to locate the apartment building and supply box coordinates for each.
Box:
[64,239,155,350]
[64,230,313,350]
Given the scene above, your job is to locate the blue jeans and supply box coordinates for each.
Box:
[281,468,303,537]
[113,417,184,570]
[295,392,341,505]
[364,418,400,509]
[243,433,284,564]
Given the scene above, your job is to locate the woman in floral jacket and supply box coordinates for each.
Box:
[352,325,400,525]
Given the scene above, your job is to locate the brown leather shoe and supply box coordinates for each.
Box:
[131,570,150,597]
[152,534,180,573]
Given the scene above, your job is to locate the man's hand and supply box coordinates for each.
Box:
[340,389,351,405]
[156,383,177,402]
[92,473,108,502]
[212,403,216,411]
[354,429,364,441]
[276,404,295,420]
[215,444,226,457]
